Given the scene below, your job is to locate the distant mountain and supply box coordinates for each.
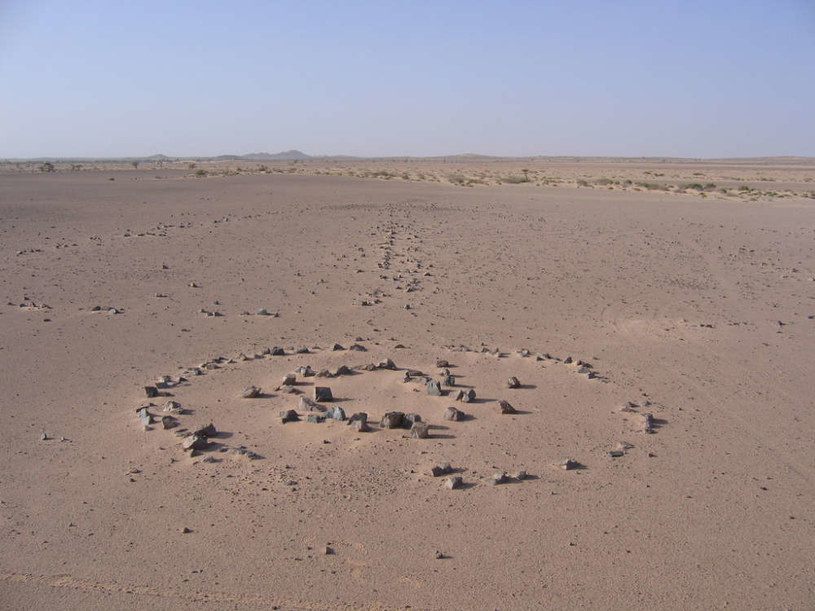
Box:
[240,150,310,161]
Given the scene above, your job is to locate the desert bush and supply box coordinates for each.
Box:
[594,177,613,185]
[576,179,590,187]
[193,169,207,177]
[501,175,528,184]
[39,162,55,173]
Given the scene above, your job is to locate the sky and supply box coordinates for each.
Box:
[1,0,814,159]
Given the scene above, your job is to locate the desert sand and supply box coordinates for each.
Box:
[1,160,814,609]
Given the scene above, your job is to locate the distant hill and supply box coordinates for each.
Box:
[240,150,311,161]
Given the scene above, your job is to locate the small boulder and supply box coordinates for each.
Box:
[559,458,580,470]
[426,379,442,396]
[313,386,333,402]
[410,421,430,439]
[380,412,405,429]
[431,462,453,477]
[498,400,517,415]
[242,385,261,399]
[182,434,207,451]
[442,375,455,387]
[507,376,521,389]
[281,374,296,386]
[403,413,422,426]
[144,386,159,398]
[332,365,353,376]
[378,358,396,370]
[436,359,449,368]
[307,413,326,423]
[445,476,463,490]
[460,389,476,403]
[324,406,346,421]
[161,415,177,429]
[444,406,465,421]
[270,347,285,356]
[192,423,216,437]
[491,472,509,485]
[349,343,366,352]
[331,343,345,351]
[280,409,300,424]
[640,413,655,433]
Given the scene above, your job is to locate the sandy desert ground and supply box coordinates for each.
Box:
[1,160,814,609]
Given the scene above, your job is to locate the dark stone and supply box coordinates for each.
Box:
[507,376,521,389]
[492,472,509,485]
[331,343,345,351]
[307,413,326,423]
[380,412,405,429]
[192,423,216,437]
[332,365,352,376]
[378,358,396,370]
[280,409,300,424]
[442,375,455,387]
[431,462,453,477]
[460,389,476,403]
[161,415,177,429]
[349,343,366,352]
[436,359,449,368]
[144,386,159,398]
[403,413,422,426]
[271,347,285,356]
[314,387,333,402]
[498,400,517,414]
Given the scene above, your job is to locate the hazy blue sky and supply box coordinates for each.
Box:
[1,0,813,158]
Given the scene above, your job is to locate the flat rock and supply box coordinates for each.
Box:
[192,423,217,437]
[182,434,207,451]
[299,396,326,412]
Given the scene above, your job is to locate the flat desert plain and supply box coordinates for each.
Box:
[1,159,814,610]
